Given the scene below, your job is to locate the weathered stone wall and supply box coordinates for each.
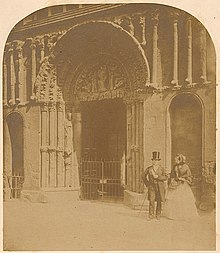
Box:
[143,87,216,172]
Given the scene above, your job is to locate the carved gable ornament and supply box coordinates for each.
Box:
[74,56,129,94]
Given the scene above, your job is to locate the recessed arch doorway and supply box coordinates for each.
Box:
[5,112,24,198]
[169,93,203,200]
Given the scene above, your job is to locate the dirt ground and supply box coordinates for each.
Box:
[3,198,216,251]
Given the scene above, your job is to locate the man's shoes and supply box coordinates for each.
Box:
[147,215,154,221]
[156,215,161,221]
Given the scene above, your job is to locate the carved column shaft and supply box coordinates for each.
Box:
[3,54,8,105]
[57,102,65,187]
[9,45,15,105]
[139,101,144,193]
[135,102,140,192]
[30,41,37,98]
[126,103,132,190]
[15,41,24,103]
[127,100,144,193]
[152,13,159,84]
[131,103,136,192]
[40,40,45,62]
[140,16,146,46]
[173,21,178,83]
[200,28,207,82]
[186,19,193,85]
[41,103,49,188]
[49,103,57,187]
[73,111,82,167]
[171,13,179,86]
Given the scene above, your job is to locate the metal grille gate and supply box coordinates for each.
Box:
[81,160,124,201]
[3,173,24,200]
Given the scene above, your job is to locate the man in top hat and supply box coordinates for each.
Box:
[142,151,167,220]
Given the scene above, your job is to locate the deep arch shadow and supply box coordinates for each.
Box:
[53,20,151,101]
[6,112,24,177]
[167,93,203,200]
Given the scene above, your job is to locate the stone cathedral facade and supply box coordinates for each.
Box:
[3,4,216,208]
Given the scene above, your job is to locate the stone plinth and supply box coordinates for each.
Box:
[199,183,215,211]
[21,190,48,203]
[44,188,80,203]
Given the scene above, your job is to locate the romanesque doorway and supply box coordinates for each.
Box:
[5,113,24,198]
[170,93,203,201]
[80,99,126,200]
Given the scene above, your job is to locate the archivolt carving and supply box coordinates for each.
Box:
[34,56,57,101]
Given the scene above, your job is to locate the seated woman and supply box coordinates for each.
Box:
[164,154,199,221]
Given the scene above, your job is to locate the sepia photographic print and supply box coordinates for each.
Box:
[1,0,218,251]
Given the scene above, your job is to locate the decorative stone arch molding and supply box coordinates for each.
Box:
[33,56,57,102]
[53,20,151,102]
[32,21,151,103]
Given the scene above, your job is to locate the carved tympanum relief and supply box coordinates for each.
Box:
[75,55,128,94]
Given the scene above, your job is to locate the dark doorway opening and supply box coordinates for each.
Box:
[80,99,126,201]
[170,94,202,201]
[6,113,24,198]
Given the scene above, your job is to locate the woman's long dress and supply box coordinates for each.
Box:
[164,164,199,221]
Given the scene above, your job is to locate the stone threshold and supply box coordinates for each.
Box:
[42,187,80,192]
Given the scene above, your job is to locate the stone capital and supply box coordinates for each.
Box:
[40,146,48,152]
[139,16,146,25]
[169,11,180,23]
[151,10,160,25]
[13,40,24,53]
[48,101,57,112]
[8,43,13,54]
[57,100,65,112]
[56,146,64,152]
[40,102,49,112]
[48,146,57,152]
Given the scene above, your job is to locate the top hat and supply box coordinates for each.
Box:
[151,151,161,161]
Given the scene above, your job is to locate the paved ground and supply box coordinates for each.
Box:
[3,199,216,251]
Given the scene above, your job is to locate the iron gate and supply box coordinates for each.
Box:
[81,160,124,201]
[3,173,24,200]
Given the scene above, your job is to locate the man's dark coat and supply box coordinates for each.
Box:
[142,165,167,202]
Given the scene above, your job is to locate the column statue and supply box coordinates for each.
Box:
[64,112,73,187]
